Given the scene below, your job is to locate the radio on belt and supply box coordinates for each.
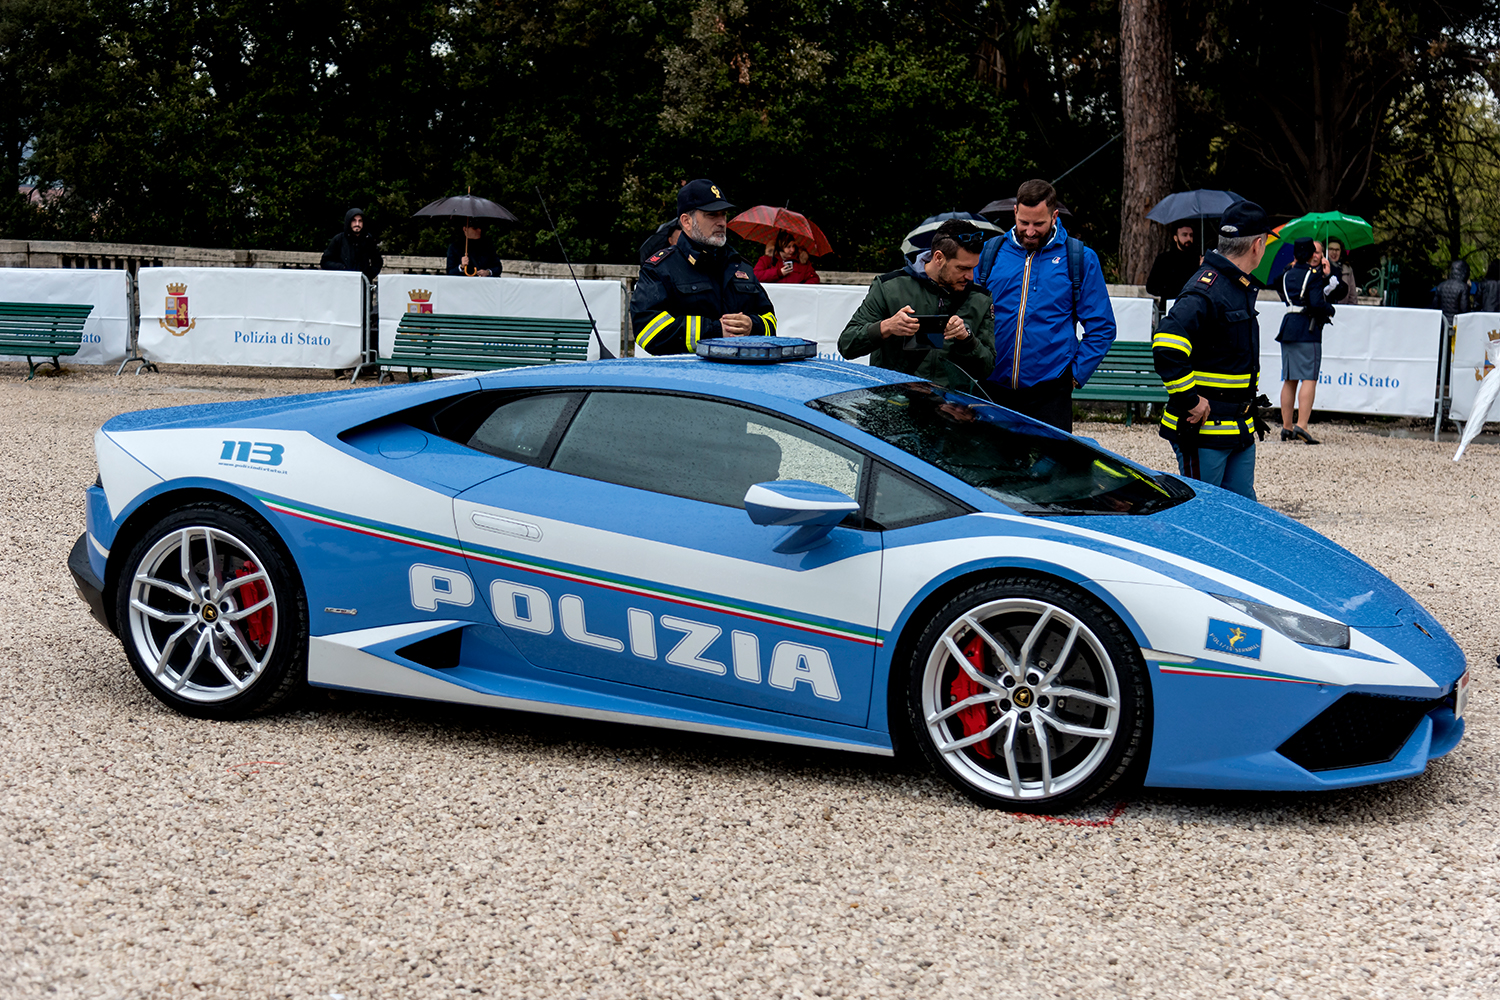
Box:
[694,336,818,363]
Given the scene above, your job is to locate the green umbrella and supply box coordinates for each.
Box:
[1277,211,1373,251]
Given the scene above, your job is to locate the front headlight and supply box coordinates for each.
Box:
[1212,594,1350,649]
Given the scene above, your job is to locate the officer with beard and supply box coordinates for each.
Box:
[631,180,777,355]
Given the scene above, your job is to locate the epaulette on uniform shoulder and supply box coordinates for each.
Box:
[645,246,677,267]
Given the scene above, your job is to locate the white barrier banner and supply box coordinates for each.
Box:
[377,274,621,361]
[762,283,870,363]
[0,267,131,365]
[139,268,365,368]
[1450,313,1500,421]
[1257,305,1441,417]
[1106,296,1154,343]
[760,286,1154,366]
[1165,299,1441,417]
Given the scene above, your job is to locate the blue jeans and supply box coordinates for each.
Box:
[1171,441,1257,501]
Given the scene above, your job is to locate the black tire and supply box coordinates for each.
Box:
[114,502,308,720]
[906,575,1148,812]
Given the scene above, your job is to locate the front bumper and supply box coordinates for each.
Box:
[68,533,112,633]
[1143,655,1465,791]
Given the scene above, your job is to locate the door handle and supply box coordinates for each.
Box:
[471,512,543,542]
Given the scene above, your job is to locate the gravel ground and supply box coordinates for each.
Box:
[2,364,1498,1000]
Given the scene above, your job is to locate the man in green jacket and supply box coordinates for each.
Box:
[838,220,996,387]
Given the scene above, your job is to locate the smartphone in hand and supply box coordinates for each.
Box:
[914,314,949,349]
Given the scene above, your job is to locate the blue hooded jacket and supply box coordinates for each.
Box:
[980,219,1117,390]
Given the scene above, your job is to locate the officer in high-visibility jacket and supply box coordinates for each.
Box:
[1152,201,1272,500]
[631,179,777,355]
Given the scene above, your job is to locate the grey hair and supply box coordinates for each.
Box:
[1217,233,1262,258]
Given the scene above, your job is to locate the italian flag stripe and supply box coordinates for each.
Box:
[1157,661,1319,685]
[261,497,882,646]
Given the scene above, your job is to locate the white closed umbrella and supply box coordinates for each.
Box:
[1454,365,1500,460]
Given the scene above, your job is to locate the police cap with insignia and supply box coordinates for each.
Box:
[678,179,735,215]
[1218,200,1272,237]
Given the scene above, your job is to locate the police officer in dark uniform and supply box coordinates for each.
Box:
[1152,201,1273,500]
[631,179,777,355]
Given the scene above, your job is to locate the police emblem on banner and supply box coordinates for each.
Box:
[160,282,195,335]
[407,289,434,314]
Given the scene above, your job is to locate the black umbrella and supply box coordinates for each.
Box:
[412,194,518,222]
[414,194,517,277]
[978,197,1072,217]
[1146,189,1242,255]
[1145,189,1242,224]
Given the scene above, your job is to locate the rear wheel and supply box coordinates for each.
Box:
[115,504,307,719]
[907,576,1148,811]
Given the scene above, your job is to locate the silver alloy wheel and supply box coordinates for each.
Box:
[126,526,279,703]
[920,597,1120,802]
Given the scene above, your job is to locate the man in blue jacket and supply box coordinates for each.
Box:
[976,179,1117,431]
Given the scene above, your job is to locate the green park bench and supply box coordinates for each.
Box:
[1073,341,1168,426]
[360,312,594,384]
[0,302,93,380]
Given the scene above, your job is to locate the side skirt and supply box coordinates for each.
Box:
[308,627,894,757]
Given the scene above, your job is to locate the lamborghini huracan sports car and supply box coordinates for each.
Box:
[69,339,1469,812]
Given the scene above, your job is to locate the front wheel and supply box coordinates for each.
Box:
[114,503,307,719]
[907,576,1148,812]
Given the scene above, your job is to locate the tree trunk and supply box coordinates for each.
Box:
[1118,0,1175,284]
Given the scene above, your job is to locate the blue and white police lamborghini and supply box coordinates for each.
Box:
[69,337,1469,812]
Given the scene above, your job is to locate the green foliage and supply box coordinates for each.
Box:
[0,0,1026,270]
[1375,85,1500,292]
[4,0,1496,286]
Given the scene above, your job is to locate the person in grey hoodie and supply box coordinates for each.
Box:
[838,220,996,388]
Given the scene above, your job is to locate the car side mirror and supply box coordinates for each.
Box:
[743,480,859,554]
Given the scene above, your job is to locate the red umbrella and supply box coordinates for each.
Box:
[727,206,834,257]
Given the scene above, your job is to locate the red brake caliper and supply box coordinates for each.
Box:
[948,634,995,759]
[232,561,273,647]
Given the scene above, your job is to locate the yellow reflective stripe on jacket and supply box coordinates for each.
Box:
[685,315,702,350]
[1193,370,1253,389]
[1199,421,1251,436]
[1152,332,1193,354]
[636,311,673,349]
[1160,412,1251,435]
[1163,373,1196,393]
[760,311,777,333]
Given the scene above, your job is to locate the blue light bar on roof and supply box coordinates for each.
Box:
[694,336,818,363]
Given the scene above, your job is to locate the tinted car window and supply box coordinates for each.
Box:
[809,383,1192,516]
[867,462,966,529]
[467,393,577,462]
[551,391,864,508]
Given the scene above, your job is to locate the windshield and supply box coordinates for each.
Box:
[809,383,1192,516]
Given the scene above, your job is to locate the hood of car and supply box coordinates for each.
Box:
[1065,483,1431,629]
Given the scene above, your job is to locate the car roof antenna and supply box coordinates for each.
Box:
[535,185,616,360]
